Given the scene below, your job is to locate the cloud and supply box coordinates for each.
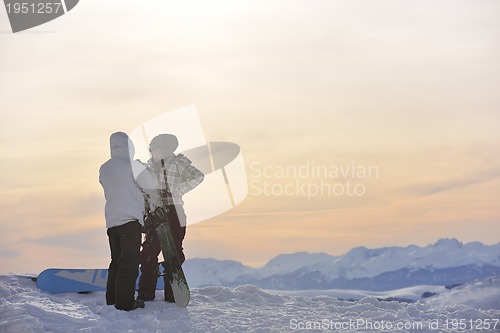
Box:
[0,249,20,258]
[401,168,500,196]
[28,227,105,251]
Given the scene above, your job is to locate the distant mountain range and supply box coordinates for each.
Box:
[183,239,500,291]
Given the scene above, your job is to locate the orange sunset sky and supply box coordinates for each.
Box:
[1,0,499,274]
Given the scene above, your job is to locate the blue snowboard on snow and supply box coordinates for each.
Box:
[36,268,165,294]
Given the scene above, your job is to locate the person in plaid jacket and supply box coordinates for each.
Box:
[138,134,204,302]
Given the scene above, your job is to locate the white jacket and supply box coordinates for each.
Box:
[99,132,159,229]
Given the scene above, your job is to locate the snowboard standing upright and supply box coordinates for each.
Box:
[148,156,191,307]
[154,211,190,307]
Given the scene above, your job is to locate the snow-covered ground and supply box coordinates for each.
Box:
[268,285,449,303]
[1,275,499,333]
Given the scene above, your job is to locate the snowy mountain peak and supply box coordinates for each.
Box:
[183,258,255,287]
[432,238,462,249]
[344,246,369,257]
[260,252,334,277]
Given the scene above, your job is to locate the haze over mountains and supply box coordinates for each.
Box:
[184,239,500,290]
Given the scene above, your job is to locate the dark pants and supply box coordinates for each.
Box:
[106,220,142,311]
[138,205,186,300]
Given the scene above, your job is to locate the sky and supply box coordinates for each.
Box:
[1,0,499,274]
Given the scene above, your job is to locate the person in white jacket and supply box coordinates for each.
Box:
[99,132,160,311]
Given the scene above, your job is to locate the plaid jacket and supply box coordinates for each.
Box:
[148,154,204,206]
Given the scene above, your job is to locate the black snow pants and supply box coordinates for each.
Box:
[106,220,142,311]
[138,205,186,300]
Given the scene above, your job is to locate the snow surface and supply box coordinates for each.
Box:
[424,275,500,311]
[1,274,500,333]
[269,285,449,303]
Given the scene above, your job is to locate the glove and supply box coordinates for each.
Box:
[144,207,166,229]
[153,207,165,220]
